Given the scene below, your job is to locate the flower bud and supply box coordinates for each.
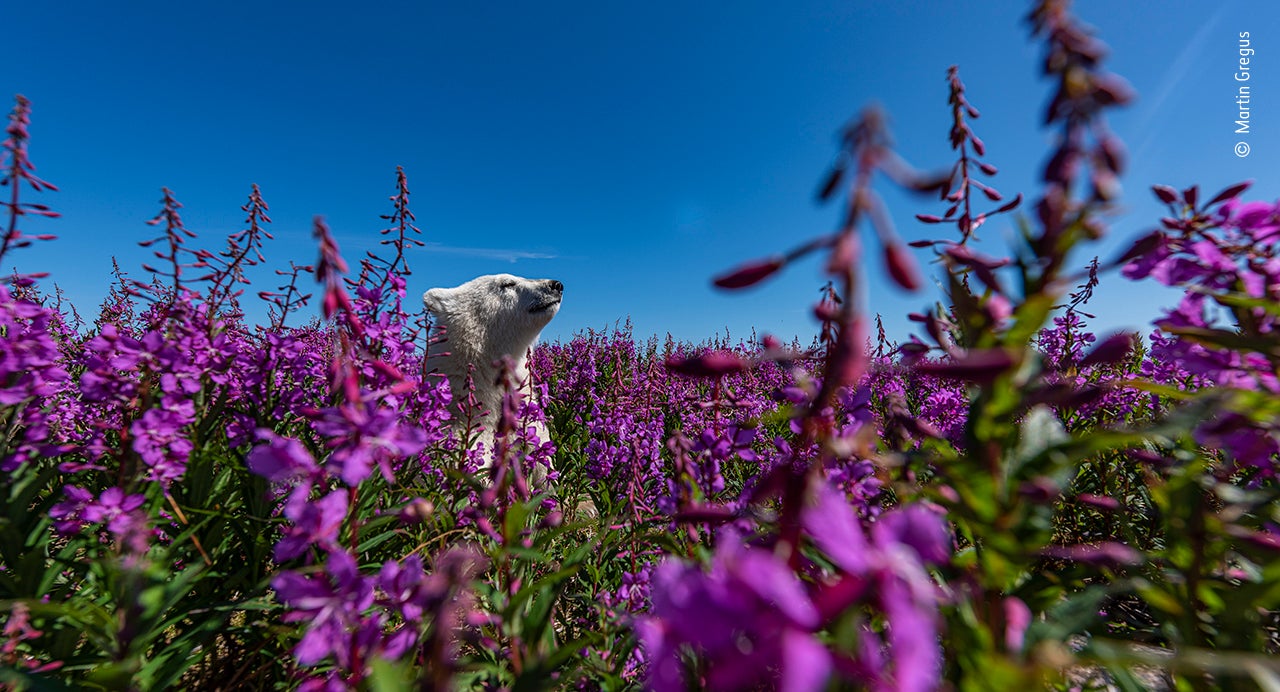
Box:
[712,257,784,290]
[665,350,751,377]
[398,498,435,524]
[883,243,921,292]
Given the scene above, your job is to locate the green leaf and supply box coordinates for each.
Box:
[367,656,416,692]
[1025,585,1108,646]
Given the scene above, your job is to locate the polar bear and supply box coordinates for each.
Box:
[422,274,563,470]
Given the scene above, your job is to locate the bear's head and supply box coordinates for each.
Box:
[423,274,564,362]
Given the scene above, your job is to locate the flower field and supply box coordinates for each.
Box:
[3,2,1280,690]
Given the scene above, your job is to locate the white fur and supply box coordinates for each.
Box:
[423,274,563,460]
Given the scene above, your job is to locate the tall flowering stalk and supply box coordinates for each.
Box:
[351,166,425,332]
[260,260,315,329]
[914,65,1022,244]
[202,184,274,319]
[0,95,59,284]
[134,187,210,303]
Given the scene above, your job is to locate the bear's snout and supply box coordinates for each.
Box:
[545,280,563,294]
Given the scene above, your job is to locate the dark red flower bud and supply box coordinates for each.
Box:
[1181,185,1199,208]
[1093,74,1135,106]
[994,193,1023,214]
[897,339,930,359]
[884,243,921,292]
[1076,493,1120,511]
[816,163,845,202]
[1019,477,1061,503]
[665,350,751,377]
[398,498,435,524]
[1108,231,1164,270]
[915,348,1015,382]
[1151,185,1179,204]
[1043,146,1080,185]
[825,231,858,277]
[813,300,841,322]
[674,504,738,524]
[915,214,945,224]
[943,243,1009,293]
[540,511,564,529]
[971,135,986,157]
[978,162,998,175]
[1080,332,1136,368]
[1092,170,1120,202]
[1042,542,1142,566]
[713,257,785,290]
[1098,136,1125,175]
[1207,180,1252,208]
[907,170,954,195]
[1225,526,1280,553]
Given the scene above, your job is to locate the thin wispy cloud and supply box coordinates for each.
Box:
[326,235,559,263]
[1131,4,1227,165]
[422,242,559,263]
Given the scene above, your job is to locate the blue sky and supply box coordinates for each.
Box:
[6,0,1276,345]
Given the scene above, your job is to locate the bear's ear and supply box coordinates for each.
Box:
[423,288,449,313]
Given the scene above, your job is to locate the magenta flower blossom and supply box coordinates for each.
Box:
[0,285,69,470]
[1041,541,1142,566]
[84,487,150,554]
[275,489,349,562]
[129,401,196,486]
[872,503,953,567]
[246,429,321,482]
[82,487,146,532]
[272,550,377,668]
[1004,597,1033,652]
[246,428,327,513]
[48,485,95,535]
[802,483,948,692]
[639,534,831,692]
[310,399,428,486]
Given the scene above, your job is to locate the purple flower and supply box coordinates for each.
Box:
[376,554,431,623]
[802,483,946,691]
[48,485,94,534]
[310,399,428,486]
[0,285,69,471]
[1004,597,1032,652]
[640,534,830,692]
[246,429,321,482]
[84,488,150,554]
[130,401,196,486]
[275,489,349,562]
[272,550,376,668]
[803,482,872,573]
[82,487,146,532]
[872,503,952,566]
[1223,198,1280,243]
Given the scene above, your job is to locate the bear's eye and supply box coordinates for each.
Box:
[498,281,517,291]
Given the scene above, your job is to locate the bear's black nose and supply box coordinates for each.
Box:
[547,280,564,294]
